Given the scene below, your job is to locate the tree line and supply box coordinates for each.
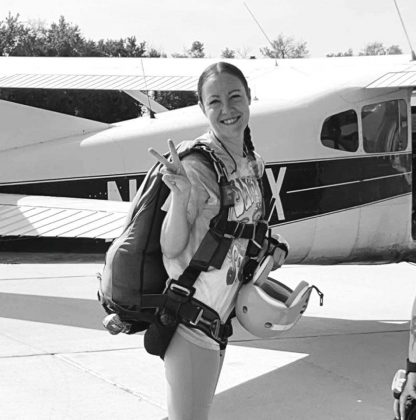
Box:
[0,13,404,122]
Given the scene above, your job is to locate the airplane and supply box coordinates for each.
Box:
[1,54,416,265]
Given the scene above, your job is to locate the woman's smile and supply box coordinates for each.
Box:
[221,116,241,125]
[199,72,251,148]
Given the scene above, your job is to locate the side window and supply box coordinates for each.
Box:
[412,106,416,143]
[321,110,358,152]
[362,99,408,153]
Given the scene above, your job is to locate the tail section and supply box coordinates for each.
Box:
[0,99,109,152]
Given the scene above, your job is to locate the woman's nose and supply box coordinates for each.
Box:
[221,99,232,114]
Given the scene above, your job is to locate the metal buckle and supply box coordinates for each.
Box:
[251,220,267,249]
[189,307,204,326]
[224,221,246,239]
[169,281,192,297]
[251,224,262,249]
[210,319,221,339]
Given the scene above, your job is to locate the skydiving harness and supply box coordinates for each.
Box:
[98,142,269,358]
[143,143,269,356]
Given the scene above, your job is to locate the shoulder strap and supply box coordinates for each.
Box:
[178,141,228,184]
[174,142,268,291]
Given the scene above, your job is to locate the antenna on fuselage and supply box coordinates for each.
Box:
[140,58,156,118]
[243,2,278,66]
[393,0,416,61]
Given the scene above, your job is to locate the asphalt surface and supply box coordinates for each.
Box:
[1,254,414,419]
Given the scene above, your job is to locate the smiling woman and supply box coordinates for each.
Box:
[145,62,289,420]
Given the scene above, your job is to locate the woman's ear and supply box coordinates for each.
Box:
[248,88,252,105]
[198,100,206,115]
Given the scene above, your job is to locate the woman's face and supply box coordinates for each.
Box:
[199,72,251,144]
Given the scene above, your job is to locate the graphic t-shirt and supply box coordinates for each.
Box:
[161,132,264,349]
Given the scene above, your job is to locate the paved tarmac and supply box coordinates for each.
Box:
[1,253,415,419]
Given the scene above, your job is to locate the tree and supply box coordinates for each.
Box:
[221,47,236,58]
[260,34,308,59]
[94,37,146,57]
[147,47,167,57]
[125,36,146,57]
[171,41,205,58]
[171,52,189,58]
[152,91,198,110]
[45,16,85,56]
[326,48,354,58]
[188,40,205,58]
[359,41,386,56]
[386,44,403,55]
[0,12,39,56]
[359,41,403,56]
[235,47,252,58]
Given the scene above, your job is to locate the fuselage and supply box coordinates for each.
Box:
[1,56,415,264]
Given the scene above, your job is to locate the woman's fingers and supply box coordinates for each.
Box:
[148,147,172,168]
[148,139,182,173]
[168,139,182,169]
[162,174,178,190]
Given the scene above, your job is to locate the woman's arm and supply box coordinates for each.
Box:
[161,190,191,258]
[148,140,192,258]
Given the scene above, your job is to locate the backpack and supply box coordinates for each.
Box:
[97,140,269,358]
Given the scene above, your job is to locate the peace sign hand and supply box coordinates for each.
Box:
[148,139,191,197]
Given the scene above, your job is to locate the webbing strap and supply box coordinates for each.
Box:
[154,142,267,346]
[190,143,228,184]
[176,144,269,285]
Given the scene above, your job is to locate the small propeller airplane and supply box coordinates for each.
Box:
[1,54,416,264]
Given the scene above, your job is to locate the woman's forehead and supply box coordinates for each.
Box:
[201,72,246,96]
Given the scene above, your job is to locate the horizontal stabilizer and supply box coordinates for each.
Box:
[0,99,109,152]
[0,193,129,240]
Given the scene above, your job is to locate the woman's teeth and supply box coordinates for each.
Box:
[222,116,239,125]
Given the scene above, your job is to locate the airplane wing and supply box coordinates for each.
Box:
[366,61,416,88]
[0,193,129,240]
[0,56,276,92]
[0,57,275,243]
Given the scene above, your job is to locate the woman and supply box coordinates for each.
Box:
[149,62,287,420]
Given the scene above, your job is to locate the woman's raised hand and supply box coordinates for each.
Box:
[148,139,191,196]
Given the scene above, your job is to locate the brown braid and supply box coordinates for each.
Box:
[244,125,255,157]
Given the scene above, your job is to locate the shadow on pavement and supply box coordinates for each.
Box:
[0,291,408,419]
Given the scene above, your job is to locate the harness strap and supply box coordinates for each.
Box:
[146,143,265,348]
[178,297,233,348]
[146,283,232,347]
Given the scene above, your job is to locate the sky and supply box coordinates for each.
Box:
[1,0,416,58]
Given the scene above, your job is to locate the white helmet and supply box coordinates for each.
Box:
[236,256,322,339]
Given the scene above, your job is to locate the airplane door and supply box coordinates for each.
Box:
[412,105,416,239]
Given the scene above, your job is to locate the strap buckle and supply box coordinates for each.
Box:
[168,279,194,297]
[189,307,204,326]
[210,319,221,340]
[251,220,268,249]
[224,221,246,239]
[189,308,221,341]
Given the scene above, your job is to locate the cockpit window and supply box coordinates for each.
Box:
[321,110,358,152]
[362,99,408,153]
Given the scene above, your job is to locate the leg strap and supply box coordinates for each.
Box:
[158,282,233,348]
